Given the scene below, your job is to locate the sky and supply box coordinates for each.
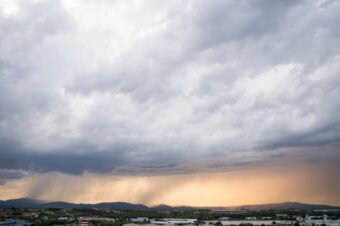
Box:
[0,0,340,206]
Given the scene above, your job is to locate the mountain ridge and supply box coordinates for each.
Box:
[0,198,338,210]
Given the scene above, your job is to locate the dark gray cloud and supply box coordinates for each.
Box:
[0,0,340,181]
[0,139,117,175]
[0,169,26,185]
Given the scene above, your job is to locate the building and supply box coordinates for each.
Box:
[78,217,115,223]
[130,217,149,223]
[221,220,293,225]
[150,218,197,225]
[246,217,257,220]
[80,219,89,226]
[299,214,340,226]
[211,209,248,214]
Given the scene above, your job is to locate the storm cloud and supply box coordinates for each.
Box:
[1,0,340,181]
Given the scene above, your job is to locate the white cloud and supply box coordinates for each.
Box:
[0,0,340,177]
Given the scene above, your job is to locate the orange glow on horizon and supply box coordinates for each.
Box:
[0,163,339,206]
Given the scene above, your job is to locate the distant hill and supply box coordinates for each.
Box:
[151,204,194,211]
[0,198,148,210]
[0,198,338,211]
[237,202,339,210]
[0,198,41,208]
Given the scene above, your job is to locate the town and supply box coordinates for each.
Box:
[1,207,340,226]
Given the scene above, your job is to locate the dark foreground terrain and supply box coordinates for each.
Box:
[1,199,340,226]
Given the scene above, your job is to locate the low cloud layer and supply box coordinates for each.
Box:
[1,0,340,181]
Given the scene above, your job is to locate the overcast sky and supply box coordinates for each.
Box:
[0,0,340,205]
